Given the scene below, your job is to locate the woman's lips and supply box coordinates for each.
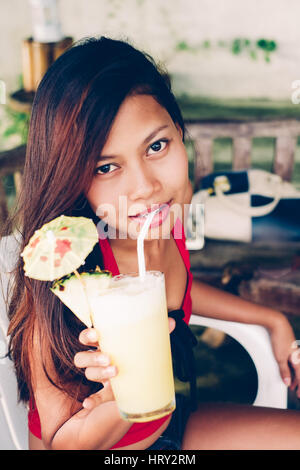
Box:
[129,200,172,228]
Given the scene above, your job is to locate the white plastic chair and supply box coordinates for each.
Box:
[186,207,288,409]
[0,235,288,450]
[0,235,28,450]
[190,314,287,409]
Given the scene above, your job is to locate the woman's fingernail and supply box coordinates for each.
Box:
[87,329,98,341]
[97,355,110,366]
[82,399,92,409]
[284,377,291,386]
[104,366,116,378]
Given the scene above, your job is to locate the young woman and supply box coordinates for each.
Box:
[4,36,300,450]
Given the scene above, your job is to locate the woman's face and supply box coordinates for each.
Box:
[86,94,189,240]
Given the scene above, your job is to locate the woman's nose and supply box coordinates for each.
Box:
[128,163,161,201]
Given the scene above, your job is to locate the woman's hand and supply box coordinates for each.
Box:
[269,313,300,397]
[74,317,176,410]
[74,328,116,408]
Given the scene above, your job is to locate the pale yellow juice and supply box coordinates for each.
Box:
[89,271,175,422]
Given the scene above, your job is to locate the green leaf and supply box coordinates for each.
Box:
[3,126,18,138]
[257,38,267,49]
[265,40,277,52]
[202,40,211,49]
[175,41,190,51]
[232,38,242,55]
[264,53,271,63]
[17,74,24,89]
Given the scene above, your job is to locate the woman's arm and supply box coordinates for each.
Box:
[191,278,300,396]
[30,327,132,450]
[31,318,177,450]
[49,398,132,450]
[191,278,282,329]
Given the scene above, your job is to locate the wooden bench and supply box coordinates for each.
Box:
[185,119,300,318]
[186,119,300,187]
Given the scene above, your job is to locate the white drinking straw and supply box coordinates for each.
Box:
[137,208,160,279]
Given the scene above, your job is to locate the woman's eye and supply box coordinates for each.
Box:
[95,163,117,175]
[147,139,169,155]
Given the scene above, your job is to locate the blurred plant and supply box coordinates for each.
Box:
[1,74,30,145]
[174,37,277,63]
[230,37,277,62]
[256,39,277,62]
[2,107,30,144]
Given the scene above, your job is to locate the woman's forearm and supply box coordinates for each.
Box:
[49,401,132,450]
[191,279,284,331]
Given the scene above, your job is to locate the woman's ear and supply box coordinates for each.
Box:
[175,122,183,140]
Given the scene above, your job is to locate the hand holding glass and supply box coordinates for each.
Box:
[90,270,176,422]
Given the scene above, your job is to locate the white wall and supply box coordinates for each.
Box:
[1,0,300,99]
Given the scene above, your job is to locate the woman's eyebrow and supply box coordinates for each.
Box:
[142,124,170,145]
[98,124,170,161]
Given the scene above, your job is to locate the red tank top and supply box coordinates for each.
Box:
[28,218,193,448]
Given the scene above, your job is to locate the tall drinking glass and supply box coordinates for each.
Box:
[89,270,176,422]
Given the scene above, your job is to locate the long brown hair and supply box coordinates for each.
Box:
[3,35,186,403]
